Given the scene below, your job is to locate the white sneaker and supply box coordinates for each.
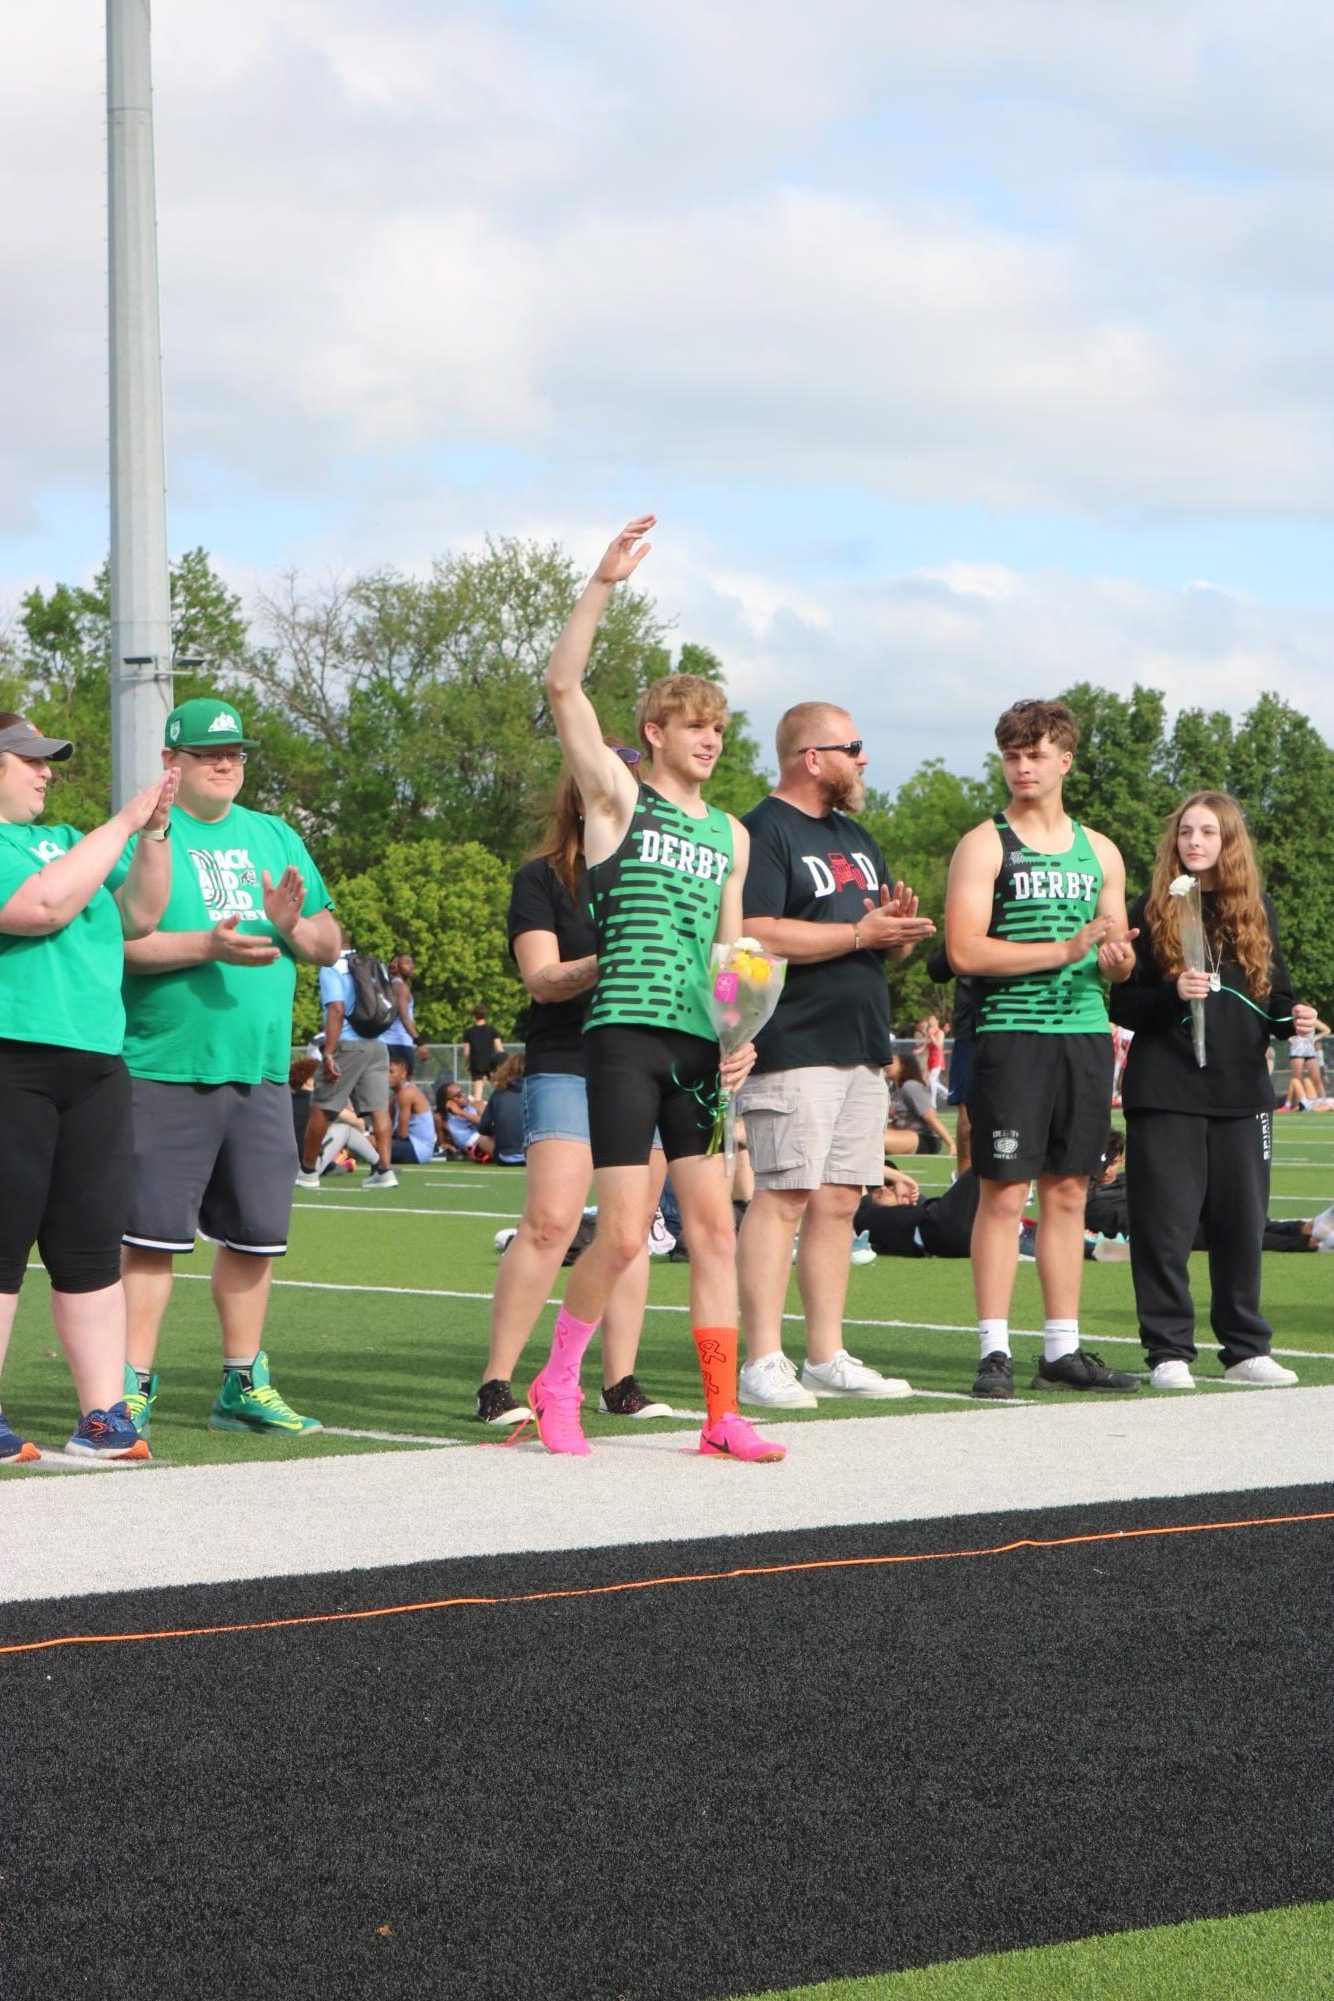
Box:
[1149,1359,1196,1389]
[738,1351,818,1408]
[293,1169,321,1190]
[801,1350,913,1399]
[1092,1236,1132,1262]
[1310,1202,1334,1246]
[647,1209,676,1256]
[363,1168,399,1190]
[850,1230,876,1266]
[1223,1355,1299,1386]
[493,1227,518,1254]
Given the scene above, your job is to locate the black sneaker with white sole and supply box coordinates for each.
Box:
[1031,1348,1139,1392]
[599,1375,673,1418]
[971,1350,1014,1400]
[475,1378,530,1425]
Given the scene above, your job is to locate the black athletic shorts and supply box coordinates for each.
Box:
[968,1031,1112,1182]
[946,1035,973,1108]
[585,1024,720,1169]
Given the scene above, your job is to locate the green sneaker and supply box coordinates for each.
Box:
[122,1363,159,1437]
[207,1351,322,1435]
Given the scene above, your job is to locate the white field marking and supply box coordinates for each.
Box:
[293,1202,523,1221]
[24,1453,162,1473]
[322,1426,467,1447]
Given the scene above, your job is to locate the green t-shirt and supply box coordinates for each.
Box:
[976,814,1109,1035]
[112,802,332,1085]
[585,784,733,1041]
[0,823,128,1054]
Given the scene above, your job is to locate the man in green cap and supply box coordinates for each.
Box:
[110,697,341,1437]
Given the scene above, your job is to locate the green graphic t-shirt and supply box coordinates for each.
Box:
[0,823,128,1054]
[976,814,1109,1035]
[585,784,733,1042]
[111,803,332,1084]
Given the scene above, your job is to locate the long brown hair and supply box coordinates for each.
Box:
[1143,792,1272,1000]
[528,738,637,900]
[492,1051,525,1092]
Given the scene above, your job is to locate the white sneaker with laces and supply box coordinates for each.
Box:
[1149,1359,1196,1389]
[1223,1355,1298,1386]
[1310,1202,1334,1246]
[801,1350,913,1399]
[293,1169,321,1190]
[849,1230,876,1266]
[738,1351,818,1408]
[363,1168,399,1190]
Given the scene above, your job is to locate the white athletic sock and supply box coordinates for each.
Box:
[979,1319,1010,1360]
[1043,1318,1080,1362]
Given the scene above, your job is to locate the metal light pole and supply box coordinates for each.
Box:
[107,0,173,806]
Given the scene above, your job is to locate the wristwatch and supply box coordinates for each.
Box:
[142,826,169,841]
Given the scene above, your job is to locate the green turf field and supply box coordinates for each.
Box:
[747,1900,1334,2000]
[3,1113,1331,1467]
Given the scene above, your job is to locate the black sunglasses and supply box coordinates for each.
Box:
[804,739,863,757]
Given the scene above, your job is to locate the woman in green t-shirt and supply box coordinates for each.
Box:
[0,713,177,1464]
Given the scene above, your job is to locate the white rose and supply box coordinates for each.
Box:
[1168,874,1198,898]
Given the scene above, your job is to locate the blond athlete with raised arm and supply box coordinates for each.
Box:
[528,517,781,1463]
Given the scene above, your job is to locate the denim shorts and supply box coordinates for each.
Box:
[522,1069,662,1153]
[522,1069,591,1148]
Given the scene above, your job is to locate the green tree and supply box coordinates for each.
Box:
[304,839,526,1045]
[860,760,994,1020]
[1057,682,1173,893]
[1226,695,1334,1014]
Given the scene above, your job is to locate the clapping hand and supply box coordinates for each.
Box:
[262,865,305,937]
[1097,927,1140,981]
[860,880,937,949]
[209,913,280,967]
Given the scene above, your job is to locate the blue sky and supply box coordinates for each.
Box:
[2,0,1331,793]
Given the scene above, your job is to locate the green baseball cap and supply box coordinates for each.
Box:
[164,697,258,750]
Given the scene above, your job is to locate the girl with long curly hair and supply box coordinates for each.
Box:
[1106,791,1319,1388]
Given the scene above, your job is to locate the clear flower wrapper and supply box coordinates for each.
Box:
[705,938,789,1158]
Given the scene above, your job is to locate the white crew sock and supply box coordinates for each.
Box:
[979,1319,1010,1360]
[1043,1318,1080,1362]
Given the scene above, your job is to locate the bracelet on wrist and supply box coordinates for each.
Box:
[141,826,169,842]
[852,922,861,952]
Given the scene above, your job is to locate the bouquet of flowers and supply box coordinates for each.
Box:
[705,937,788,1159]
[1168,873,1207,1068]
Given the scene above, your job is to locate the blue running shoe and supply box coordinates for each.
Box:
[66,1401,152,1460]
[0,1411,39,1465]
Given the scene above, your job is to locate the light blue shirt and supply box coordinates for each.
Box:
[319,956,373,1043]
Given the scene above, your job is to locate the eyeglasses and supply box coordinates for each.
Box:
[611,745,642,766]
[179,747,248,766]
[804,739,863,757]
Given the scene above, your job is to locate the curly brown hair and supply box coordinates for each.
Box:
[1143,792,1272,1001]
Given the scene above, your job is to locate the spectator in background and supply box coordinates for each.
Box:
[380,950,417,1072]
[440,1081,486,1160]
[916,1013,947,1106]
[884,1050,956,1158]
[464,1004,505,1105]
[413,1036,437,1095]
[927,942,976,1176]
[389,1051,436,1165]
[290,1059,379,1176]
[477,1052,527,1163]
[297,929,397,1190]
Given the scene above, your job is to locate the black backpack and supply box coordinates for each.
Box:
[345,952,397,1037]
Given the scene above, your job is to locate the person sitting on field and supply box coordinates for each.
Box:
[476,1053,526,1163]
[884,1049,956,1158]
[389,1052,436,1165]
[440,1081,485,1160]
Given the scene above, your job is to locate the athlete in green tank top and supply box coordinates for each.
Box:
[531,516,783,1467]
[585,784,733,1040]
[945,699,1138,1406]
[976,813,1108,1034]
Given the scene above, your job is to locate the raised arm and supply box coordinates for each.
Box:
[945,822,1113,977]
[545,519,654,834]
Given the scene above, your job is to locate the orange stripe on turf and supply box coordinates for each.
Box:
[2,1508,1331,1658]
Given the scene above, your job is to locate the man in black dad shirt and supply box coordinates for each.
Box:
[736,702,936,1406]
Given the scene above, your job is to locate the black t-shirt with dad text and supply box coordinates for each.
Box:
[741,794,894,1072]
[507,856,596,1076]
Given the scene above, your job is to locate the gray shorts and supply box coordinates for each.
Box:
[739,1063,889,1191]
[311,1038,390,1115]
[124,1078,298,1257]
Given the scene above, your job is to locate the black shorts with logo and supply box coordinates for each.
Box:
[969,1031,1112,1182]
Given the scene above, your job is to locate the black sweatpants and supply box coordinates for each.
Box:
[1124,1108,1273,1369]
[0,1039,134,1293]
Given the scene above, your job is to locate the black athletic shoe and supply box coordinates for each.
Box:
[475,1378,530,1426]
[1031,1348,1140,1393]
[599,1375,673,1419]
[971,1350,1014,1399]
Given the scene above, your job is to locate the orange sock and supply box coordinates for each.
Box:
[693,1326,738,1426]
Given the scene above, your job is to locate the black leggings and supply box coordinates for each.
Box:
[0,1039,134,1293]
